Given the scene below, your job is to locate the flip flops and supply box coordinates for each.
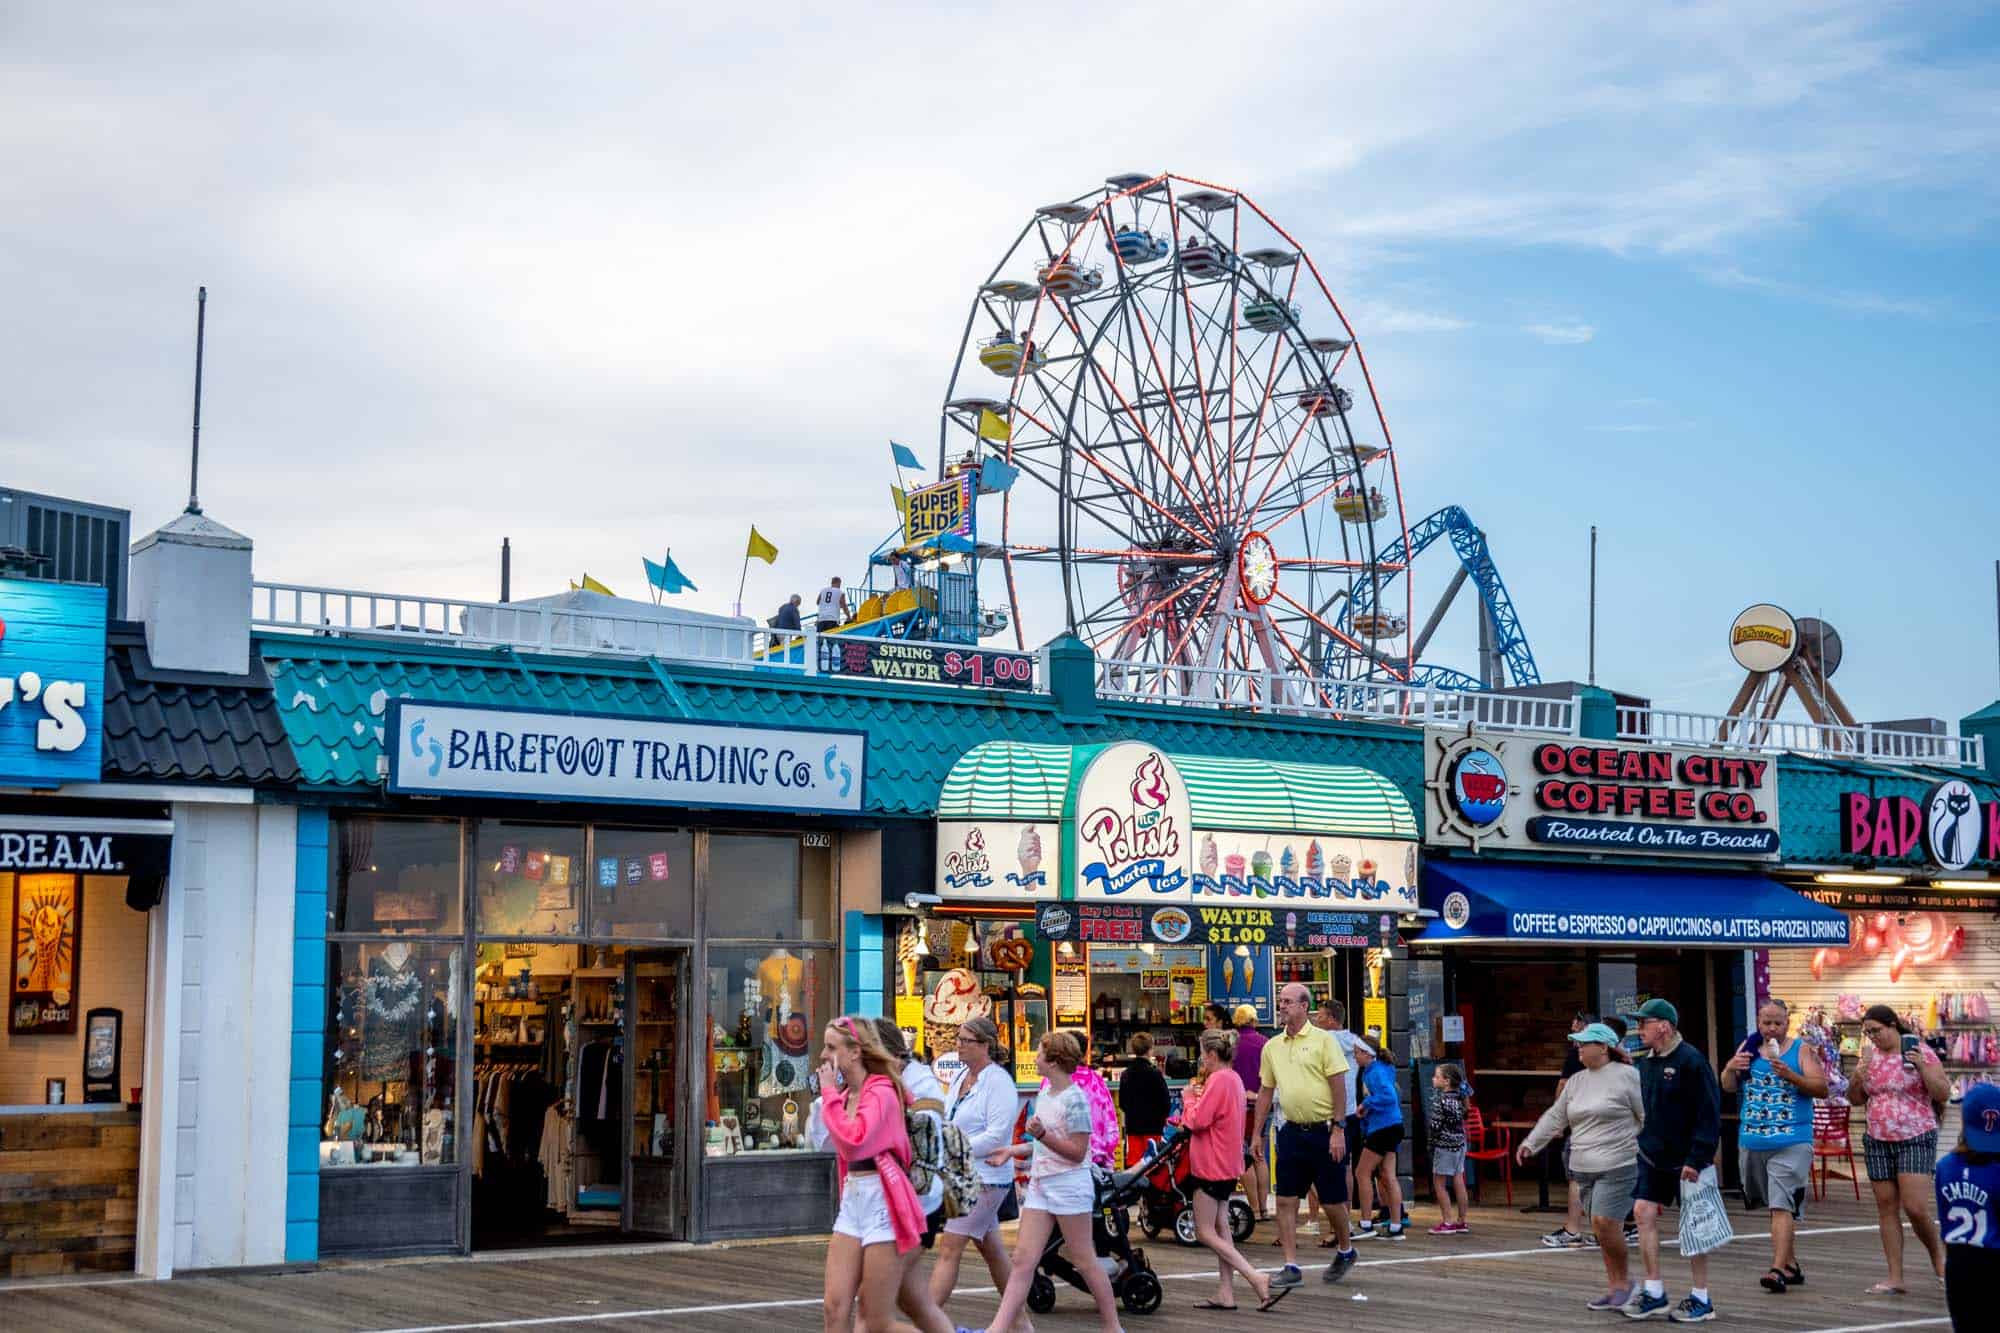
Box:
[1192,1300,1240,1311]
[1864,1281,1907,1295]
[1256,1285,1294,1313]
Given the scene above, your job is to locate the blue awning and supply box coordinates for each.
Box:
[1416,859,1851,949]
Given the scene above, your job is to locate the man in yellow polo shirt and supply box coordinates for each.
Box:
[1253,981,1355,1287]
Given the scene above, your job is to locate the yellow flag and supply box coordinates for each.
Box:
[579,573,614,596]
[891,484,908,517]
[746,526,779,564]
[977,409,1012,443]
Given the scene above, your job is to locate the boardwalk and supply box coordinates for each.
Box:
[1,1193,1954,1332]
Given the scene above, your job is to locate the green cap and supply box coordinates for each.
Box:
[1630,998,1679,1026]
[1569,1022,1621,1046]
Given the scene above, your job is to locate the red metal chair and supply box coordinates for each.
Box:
[1811,1102,1859,1201]
[1463,1102,1514,1205]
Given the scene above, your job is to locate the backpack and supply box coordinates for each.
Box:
[906,1096,981,1218]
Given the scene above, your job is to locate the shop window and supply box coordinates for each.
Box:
[329,816,463,935]
[706,834,834,941]
[323,940,461,1167]
[475,821,584,937]
[588,828,693,939]
[1,873,148,1107]
[703,944,833,1153]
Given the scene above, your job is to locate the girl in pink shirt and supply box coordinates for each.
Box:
[1180,1030,1282,1311]
[818,1016,952,1333]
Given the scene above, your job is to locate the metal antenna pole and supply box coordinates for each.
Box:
[186,286,208,515]
[1588,525,1598,686]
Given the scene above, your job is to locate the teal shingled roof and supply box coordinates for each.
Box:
[261,635,1427,817]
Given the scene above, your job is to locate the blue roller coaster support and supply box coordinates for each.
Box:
[1338,505,1541,689]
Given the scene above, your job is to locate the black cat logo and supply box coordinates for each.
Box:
[1925,781,1979,871]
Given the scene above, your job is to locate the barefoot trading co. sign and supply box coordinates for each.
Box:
[1425,727,1780,859]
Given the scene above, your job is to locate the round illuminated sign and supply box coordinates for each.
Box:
[1729,603,1799,673]
[1441,892,1471,931]
[1923,779,1981,872]
[1239,531,1278,606]
[1448,747,1508,828]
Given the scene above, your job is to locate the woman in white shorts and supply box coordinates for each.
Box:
[930,1017,1022,1315]
[980,1030,1122,1333]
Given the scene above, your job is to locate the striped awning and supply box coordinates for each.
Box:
[937,740,1072,820]
[938,741,1415,839]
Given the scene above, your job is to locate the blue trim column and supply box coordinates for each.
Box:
[843,910,885,1018]
[285,809,328,1263]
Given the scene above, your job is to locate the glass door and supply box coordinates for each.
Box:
[625,949,687,1238]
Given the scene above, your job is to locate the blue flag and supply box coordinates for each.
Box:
[979,456,1020,492]
[890,440,922,470]
[643,553,698,594]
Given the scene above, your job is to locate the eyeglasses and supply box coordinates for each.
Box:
[1860,1024,1889,1037]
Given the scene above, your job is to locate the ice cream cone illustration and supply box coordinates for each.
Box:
[1198,834,1219,894]
[1277,846,1299,896]
[1284,911,1299,949]
[1243,953,1255,993]
[1016,825,1043,880]
[1222,955,1235,992]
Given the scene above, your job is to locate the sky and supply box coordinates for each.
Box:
[3,2,1997,723]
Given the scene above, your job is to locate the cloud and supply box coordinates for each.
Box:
[1697,264,1939,317]
[1523,322,1596,345]
[1349,303,1472,335]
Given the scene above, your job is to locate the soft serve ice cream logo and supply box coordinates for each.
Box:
[1007,825,1046,889]
[943,826,994,890]
[1079,747,1191,898]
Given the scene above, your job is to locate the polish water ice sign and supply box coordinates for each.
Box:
[934,820,1059,900]
[1073,743,1194,900]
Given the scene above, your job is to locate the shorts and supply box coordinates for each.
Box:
[1274,1121,1347,1205]
[1572,1164,1637,1223]
[1865,1130,1938,1182]
[943,1182,1015,1239]
[1024,1166,1095,1216]
[815,619,839,633]
[1740,1142,1813,1217]
[1189,1174,1237,1203]
[1432,1147,1466,1179]
[1633,1159,1684,1208]
[834,1171,896,1246]
[1361,1123,1404,1158]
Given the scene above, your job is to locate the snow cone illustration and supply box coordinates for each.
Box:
[1357,856,1378,898]
[1224,852,1248,895]
[1278,846,1300,897]
[1198,833,1220,895]
[1016,825,1043,879]
[1305,840,1327,897]
[1250,849,1274,897]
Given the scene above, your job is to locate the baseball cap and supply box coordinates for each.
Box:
[1232,1004,1258,1027]
[1569,1022,1621,1046]
[1963,1083,2000,1153]
[1630,998,1679,1026]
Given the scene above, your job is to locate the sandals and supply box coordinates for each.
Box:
[1864,1281,1907,1295]
[1781,1264,1804,1287]
[1256,1285,1294,1313]
[1760,1268,1787,1293]
[1192,1300,1239,1310]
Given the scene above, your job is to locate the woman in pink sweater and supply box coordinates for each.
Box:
[1180,1030,1283,1311]
[818,1016,952,1333]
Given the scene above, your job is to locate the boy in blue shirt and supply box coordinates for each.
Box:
[1937,1082,2000,1331]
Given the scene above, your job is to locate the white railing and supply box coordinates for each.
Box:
[1094,658,1579,735]
[1616,705,1986,768]
[250,581,1047,690]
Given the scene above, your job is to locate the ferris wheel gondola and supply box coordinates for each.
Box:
[937,171,1415,702]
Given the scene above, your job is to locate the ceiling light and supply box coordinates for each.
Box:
[1929,879,1998,891]
[1812,872,1907,886]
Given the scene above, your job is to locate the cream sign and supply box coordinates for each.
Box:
[387,701,866,813]
[934,820,1059,900]
[1074,743,1194,900]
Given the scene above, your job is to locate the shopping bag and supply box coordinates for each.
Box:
[1678,1167,1734,1257]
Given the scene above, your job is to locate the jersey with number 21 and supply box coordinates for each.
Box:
[1937,1154,2000,1249]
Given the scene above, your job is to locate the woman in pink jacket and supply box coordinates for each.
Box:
[818,1016,953,1333]
[1181,1029,1285,1312]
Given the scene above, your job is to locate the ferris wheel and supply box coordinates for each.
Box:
[937,171,1414,704]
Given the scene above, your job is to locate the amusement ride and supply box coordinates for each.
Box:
[844,171,1540,704]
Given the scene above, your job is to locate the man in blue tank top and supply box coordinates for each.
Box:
[1937,1081,2000,1329]
[1723,998,1827,1295]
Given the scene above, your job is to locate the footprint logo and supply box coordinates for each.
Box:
[822,745,854,800]
[409,718,444,777]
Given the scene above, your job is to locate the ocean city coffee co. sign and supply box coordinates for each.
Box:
[386,701,866,814]
[1426,727,1780,858]
[1840,779,1999,873]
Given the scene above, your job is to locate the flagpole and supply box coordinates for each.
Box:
[735,551,750,619]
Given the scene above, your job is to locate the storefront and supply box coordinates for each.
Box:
[1410,728,1849,1183]
[1764,762,2000,1139]
[287,696,871,1257]
[911,739,1417,1138]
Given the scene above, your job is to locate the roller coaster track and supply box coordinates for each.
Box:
[1337,505,1541,690]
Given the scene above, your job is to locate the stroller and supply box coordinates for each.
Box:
[1136,1124,1257,1247]
[1024,1138,1172,1316]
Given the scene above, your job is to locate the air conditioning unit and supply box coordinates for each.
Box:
[0,487,131,618]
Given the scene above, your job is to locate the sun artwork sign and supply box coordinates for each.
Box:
[10,872,81,1034]
[1073,743,1194,900]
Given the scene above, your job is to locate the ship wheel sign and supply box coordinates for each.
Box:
[1426,725,1523,851]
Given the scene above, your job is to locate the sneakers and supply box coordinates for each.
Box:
[1667,1294,1716,1323]
[1622,1290,1671,1320]
[1427,1221,1466,1236]
[1541,1226,1586,1249]
[1270,1264,1303,1288]
[1383,1222,1408,1241]
[1322,1249,1357,1284]
[1587,1287,1634,1312]
[1353,1219,1378,1239]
